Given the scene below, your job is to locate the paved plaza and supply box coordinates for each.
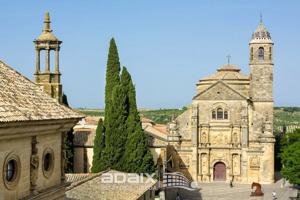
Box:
[166,179,298,200]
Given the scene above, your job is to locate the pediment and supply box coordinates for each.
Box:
[193,81,248,101]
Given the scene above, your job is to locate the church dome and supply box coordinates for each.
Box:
[217,64,240,72]
[201,64,249,81]
[36,32,59,42]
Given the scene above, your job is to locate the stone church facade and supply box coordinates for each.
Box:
[166,21,275,183]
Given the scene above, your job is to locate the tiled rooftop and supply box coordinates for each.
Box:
[0,61,83,122]
[66,170,157,200]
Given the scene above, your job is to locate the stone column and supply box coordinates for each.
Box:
[191,105,198,180]
[61,132,66,181]
[241,106,249,148]
[55,47,60,73]
[35,49,40,74]
[241,150,248,182]
[45,48,50,73]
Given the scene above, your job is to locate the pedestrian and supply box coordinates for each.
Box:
[272,190,277,199]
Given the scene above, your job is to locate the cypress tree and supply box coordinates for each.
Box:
[92,39,154,173]
[104,38,121,126]
[91,119,106,172]
[92,38,124,171]
[104,84,128,169]
[119,67,155,173]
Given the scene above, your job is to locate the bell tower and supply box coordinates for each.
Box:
[249,18,274,101]
[34,12,63,103]
[249,18,275,183]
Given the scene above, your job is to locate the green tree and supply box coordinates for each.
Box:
[92,39,154,173]
[62,93,75,173]
[281,129,300,185]
[91,119,106,172]
[119,67,155,173]
[104,84,128,169]
[104,38,121,126]
[92,38,125,171]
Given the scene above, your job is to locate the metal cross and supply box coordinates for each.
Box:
[226,55,231,65]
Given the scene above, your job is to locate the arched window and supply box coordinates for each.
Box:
[212,111,216,119]
[269,47,272,60]
[258,47,264,61]
[224,111,228,119]
[217,108,223,119]
[250,47,254,61]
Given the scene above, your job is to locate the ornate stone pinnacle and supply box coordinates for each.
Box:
[43,12,52,33]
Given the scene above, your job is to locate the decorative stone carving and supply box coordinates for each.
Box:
[30,136,39,193]
[180,156,190,169]
[211,132,229,145]
[61,132,66,180]
[233,132,239,144]
[233,154,240,175]
[250,156,260,169]
[216,152,225,159]
[201,132,207,143]
[195,81,247,100]
[201,154,208,174]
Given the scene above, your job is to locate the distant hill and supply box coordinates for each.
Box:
[76,107,300,133]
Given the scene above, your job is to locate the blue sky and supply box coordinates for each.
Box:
[0,1,299,108]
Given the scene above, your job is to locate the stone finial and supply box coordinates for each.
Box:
[43,12,52,33]
[260,12,263,24]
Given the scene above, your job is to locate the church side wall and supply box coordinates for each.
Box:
[0,137,31,199]
[36,132,62,191]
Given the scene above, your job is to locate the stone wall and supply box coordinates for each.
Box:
[36,132,62,191]
[0,137,31,199]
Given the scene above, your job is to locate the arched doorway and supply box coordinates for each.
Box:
[213,162,226,181]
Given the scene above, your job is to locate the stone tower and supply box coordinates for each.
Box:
[34,12,63,103]
[249,19,275,183]
[249,19,273,101]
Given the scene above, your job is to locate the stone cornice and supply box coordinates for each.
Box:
[0,118,79,139]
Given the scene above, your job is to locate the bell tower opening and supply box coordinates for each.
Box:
[258,47,264,61]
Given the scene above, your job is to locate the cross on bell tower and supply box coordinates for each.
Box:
[34,12,63,103]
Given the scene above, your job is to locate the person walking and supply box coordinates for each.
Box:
[272,190,277,199]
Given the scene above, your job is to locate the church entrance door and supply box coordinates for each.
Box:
[213,162,226,181]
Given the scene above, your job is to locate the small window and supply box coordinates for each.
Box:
[42,148,54,178]
[258,47,264,61]
[43,153,52,171]
[224,111,228,119]
[217,108,223,119]
[6,160,17,182]
[212,111,216,119]
[3,154,21,190]
[269,47,272,60]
